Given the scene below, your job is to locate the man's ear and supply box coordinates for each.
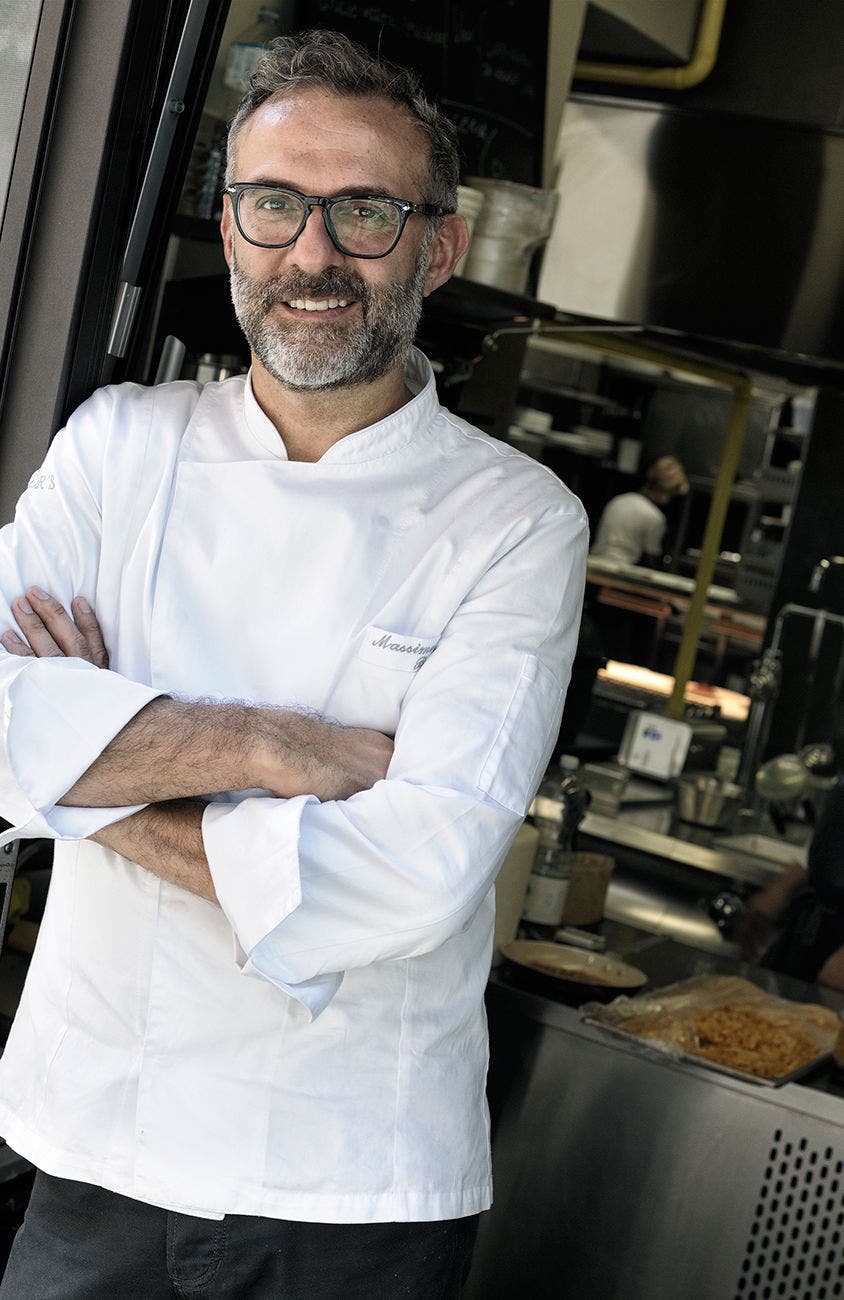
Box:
[423,214,470,297]
[220,197,235,269]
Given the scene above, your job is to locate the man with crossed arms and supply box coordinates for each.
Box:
[0,30,586,1299]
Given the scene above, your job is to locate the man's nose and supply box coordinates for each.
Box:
[289,205,345,271]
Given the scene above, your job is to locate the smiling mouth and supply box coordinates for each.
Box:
[283,297,355,312]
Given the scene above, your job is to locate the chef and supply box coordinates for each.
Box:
[736,737,844,992]
[0,29,586,1300]
[590,454,688,567]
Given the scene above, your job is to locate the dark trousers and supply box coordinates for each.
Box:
[0,1172,479,1299]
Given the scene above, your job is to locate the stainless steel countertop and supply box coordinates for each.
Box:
[581,808,787,887]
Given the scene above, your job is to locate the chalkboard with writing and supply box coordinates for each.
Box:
[297,0,549,183]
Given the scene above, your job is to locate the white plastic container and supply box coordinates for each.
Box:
[454,184,485,277]
[493,822,540,959]
[460,177,558,294]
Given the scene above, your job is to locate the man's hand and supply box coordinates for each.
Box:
[253,712,394,802]
[733,903,774,963]
[2,587,108,667]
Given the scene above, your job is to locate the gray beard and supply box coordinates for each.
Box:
[229,250,429,392]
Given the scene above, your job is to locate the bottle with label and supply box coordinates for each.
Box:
[521,756,590,940]
[521,841,575,939]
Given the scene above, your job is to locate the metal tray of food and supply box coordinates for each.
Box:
[581,975,841,1088]
[581,1016,831,1087]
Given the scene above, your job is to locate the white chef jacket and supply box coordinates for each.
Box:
[590,491,665,566]
[0,349,587,1223]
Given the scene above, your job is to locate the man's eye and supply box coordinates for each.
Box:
[257,196,292,213]
[351,204,390,225]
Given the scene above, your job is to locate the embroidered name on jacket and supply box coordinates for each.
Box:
[357,627,439,672]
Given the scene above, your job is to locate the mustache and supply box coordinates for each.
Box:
[253,268,371,309]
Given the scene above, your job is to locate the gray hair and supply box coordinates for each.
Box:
[225,29,459,211]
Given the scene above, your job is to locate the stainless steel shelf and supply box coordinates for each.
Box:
[581,809,783,887]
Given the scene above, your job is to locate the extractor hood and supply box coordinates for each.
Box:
[538,94,844,368]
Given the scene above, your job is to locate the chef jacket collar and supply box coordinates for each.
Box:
[242,347,438,465]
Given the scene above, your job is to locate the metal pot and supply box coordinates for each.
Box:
[676,775,743,828]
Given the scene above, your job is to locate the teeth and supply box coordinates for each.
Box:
[286,298,350,311]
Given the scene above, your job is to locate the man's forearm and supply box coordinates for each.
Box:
[90,799,215,901]
[57,697,260,808]
[57,695,393,808]
[5,593,393,808]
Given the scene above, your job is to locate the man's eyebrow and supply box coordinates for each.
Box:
[235,176,301,191]
[237,178,403,199]
[334,186,400,199]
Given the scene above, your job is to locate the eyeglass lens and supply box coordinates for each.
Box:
[237,188,403,255]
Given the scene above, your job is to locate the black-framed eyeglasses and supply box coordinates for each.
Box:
[225,183,453,259]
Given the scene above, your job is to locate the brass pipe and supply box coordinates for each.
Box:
[556,330,744,387]
[574,0,728,91]
[666,377,752,718]
[539,326,752,718]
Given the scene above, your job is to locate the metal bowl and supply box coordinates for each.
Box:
[755,754,808,802]
[676,775,743,828]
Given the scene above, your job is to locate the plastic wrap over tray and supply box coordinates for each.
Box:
[582,975,842,1087]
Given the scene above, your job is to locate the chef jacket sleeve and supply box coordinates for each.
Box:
[203,491,588,1017]
[0,388,164,845]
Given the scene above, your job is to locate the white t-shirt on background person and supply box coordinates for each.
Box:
[590,491,666,566]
